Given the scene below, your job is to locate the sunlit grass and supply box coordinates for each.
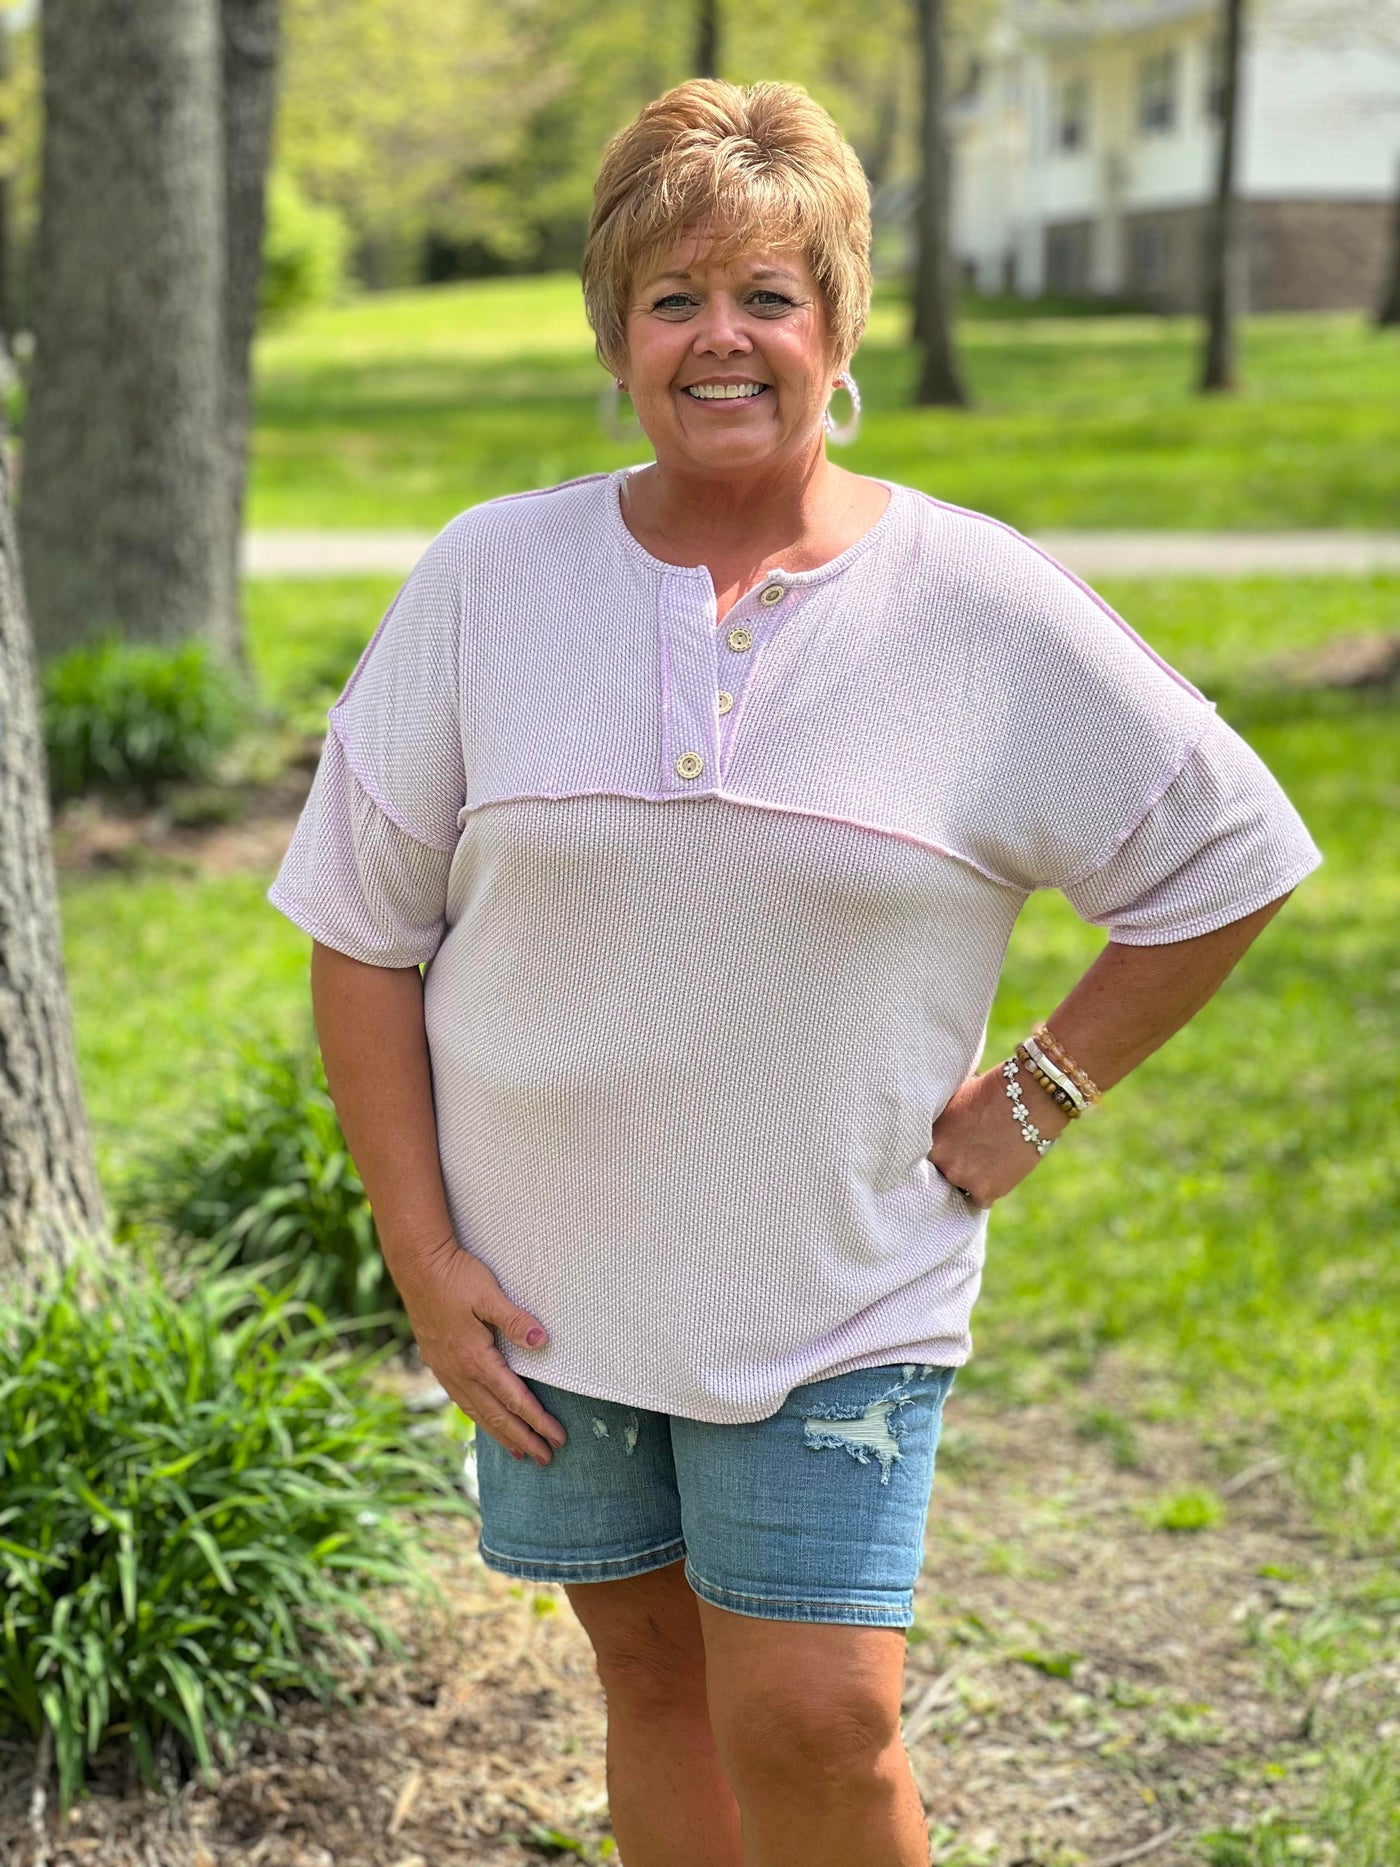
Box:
[248,276,1400,530]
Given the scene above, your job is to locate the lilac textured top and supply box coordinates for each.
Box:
[268,465,1323,1423]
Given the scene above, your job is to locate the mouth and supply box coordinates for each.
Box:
[681,382,771,403]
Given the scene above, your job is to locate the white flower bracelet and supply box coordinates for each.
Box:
[1001,1055,1056,1157]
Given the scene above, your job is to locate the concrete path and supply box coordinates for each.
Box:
[243,528,1400,580]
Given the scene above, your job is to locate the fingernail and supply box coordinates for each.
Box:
[526,1328,545,1346]
[511,1449,524,1460]
[533,1453,549,1467]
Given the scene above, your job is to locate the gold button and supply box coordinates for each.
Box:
[674,751,704,780]
[726,626,753,653]
[759,583,785,607]
[716,690,733,715]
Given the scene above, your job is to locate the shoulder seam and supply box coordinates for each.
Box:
[905,487,1210,704]
[326,713,461,855]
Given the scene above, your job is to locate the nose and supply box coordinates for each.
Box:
[691,293,752,358]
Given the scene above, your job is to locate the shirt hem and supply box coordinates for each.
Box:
[495,1338,974,1425]
[265,879,440,969]
[1096,844,1324,946]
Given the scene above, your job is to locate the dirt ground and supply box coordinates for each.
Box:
[1,1354,1383,1867]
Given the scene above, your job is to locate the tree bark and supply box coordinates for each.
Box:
[0,16,13,344]
[0,447,109,1280]
[19,0,227,662]
[913,0,969,405]
[695,0,720,80]
[1198,0,1245,393]
[219,0,281,678]
[1376,153,1400,328]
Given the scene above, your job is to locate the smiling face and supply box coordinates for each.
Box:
[620,226,843,479]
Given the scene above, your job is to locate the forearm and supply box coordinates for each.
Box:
[1039,890,1295,1101]
[309,941,458,1286]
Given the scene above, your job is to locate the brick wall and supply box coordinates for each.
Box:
[1040,198,1394,311]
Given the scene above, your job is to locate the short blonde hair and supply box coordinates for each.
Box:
[581,79,872,381]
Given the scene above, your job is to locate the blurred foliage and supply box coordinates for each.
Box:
[116,1037,410,1342]
[259,167,350,321]
[41,634,256,806]
[0,0,1003,305]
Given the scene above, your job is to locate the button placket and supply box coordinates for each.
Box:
[658,571,721,795]
[716,580,791,744]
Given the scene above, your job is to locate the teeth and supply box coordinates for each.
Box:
[685,383,767,400]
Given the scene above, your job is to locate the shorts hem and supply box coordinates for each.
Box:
[684,1561,913,1629]
[477,1534,688,1585]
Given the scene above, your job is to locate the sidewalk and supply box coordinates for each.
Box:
[243,528,1400,580]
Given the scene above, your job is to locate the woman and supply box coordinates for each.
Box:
[269,78,1321,1867]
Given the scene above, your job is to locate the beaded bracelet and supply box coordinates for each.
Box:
[1016,1044,1082,1118]
[1001,1055,1055,1156]
[1031,1022,1102,1107]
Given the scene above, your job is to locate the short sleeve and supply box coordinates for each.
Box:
[265,524,467,968]
[1060,707,1323,944]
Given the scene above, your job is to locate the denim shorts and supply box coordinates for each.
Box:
[471,1361,958,1629]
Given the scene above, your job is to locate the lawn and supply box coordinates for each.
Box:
[248,274,1400,531]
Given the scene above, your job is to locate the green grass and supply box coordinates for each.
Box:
[248,274,1400,531]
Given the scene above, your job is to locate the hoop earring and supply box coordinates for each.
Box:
[600,376,643,445]
[824,369,861,446]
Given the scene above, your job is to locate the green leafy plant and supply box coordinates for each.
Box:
[41,633,253,805]
[260,170,350,323]
[116,1037,408,1338]
[0,1240,471,1811]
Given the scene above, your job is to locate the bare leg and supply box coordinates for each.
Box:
[565,1561,742,1867]
[697,1599,928,1867]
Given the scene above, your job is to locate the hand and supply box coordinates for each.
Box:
[926,1063,1072,1209]
[394,1237,567,1465]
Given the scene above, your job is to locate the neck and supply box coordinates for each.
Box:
[625,445,838,558]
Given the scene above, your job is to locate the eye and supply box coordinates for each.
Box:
[750,290,793,307]
[651,293,694,311]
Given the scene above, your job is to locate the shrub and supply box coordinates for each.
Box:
[260,171,350,323]
[0,1241,471,1811]
[116,1037,408,1339]
[41,633,253,806]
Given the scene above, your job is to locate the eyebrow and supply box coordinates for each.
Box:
[641,266,800,289]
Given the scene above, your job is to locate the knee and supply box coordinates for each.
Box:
[593,1643,709,1721]
[711,1685,900,1792]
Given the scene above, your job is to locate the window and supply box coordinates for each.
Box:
[1055,73,1091,152]
[1138,48,1179,134]
[1130,222,1169,288]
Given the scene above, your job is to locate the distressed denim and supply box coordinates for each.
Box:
[472,1362,957,1628]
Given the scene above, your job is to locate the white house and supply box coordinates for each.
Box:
[948,0,1400,310]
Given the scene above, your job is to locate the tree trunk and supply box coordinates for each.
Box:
[0,17,13,345]
[1376,153,1400,329]
[695,0,720,80]
[19,0,228,662]
[1198,0,1245,393]
[219,0,281,679]
[0,448,109,1280]
[912,0,969,405]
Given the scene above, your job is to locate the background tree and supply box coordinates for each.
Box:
[1379,153,1400,326]
[696,0,720,78]
[912,0,969,404]
[18,0,228,661]
[1198,0,1245,392]
[220,0,282,674]
[0,446,108,1279]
